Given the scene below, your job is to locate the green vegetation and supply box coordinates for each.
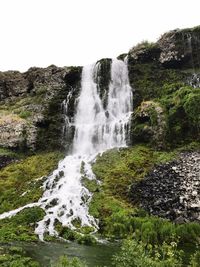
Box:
[86,145,177,238]
[128,59,187,104]
[132,40,159,51]
[55,221,97,245]
[0,93,45,119]
[54,255,87,267]
[0,36,200,265]
[19,110,32,119]
[0,151,64,214]
[159,85,200,143]
[0,245,39,267]
[189,250,200,267]
[92,145,176,200]
[0,207,45,242]
[112,239,200,267]
[113,239,183,267]
[83,143,200,242]
[0,147,18,158]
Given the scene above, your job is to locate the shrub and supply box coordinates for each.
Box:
[54,255,88,267]
[112,239,183,267]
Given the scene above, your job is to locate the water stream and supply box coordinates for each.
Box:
[1,241,120,267]
[0,58,133,241]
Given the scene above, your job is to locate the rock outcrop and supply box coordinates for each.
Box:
[0,65,82,151]
[130,101,167,149]
[158,27,200,68]
[0,25,200,152]
[131,152,200,223]
[128,26,200,69]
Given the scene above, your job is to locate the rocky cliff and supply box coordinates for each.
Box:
[0,65,81,152]
[1,26,199,155]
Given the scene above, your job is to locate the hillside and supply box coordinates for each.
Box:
[0,25,200,267]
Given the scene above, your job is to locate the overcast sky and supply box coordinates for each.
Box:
[0,0,199,72]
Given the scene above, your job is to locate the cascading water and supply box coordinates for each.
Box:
[0,58,133,240]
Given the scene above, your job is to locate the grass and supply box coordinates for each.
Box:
[0,142,199,242]
[0,151,64,214]
[86,142,200,239]
[82,145,178,238]
[92,145,177,200]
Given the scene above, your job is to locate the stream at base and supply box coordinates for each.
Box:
[1,241,120,267]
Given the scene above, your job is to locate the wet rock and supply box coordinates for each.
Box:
[59,170,64,177]
[45,198,59,209]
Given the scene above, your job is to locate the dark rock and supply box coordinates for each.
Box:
[129,42,161,64]
[0,155,17,169]
[130,152,200,223]
[158,26,200,69]
[45,198,59,209]
[94,58,112,109]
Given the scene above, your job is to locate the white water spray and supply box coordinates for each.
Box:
[0,59,133,240]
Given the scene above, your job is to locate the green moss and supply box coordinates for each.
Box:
[92,146,176,200]
[88,145,178,238]
[0,207,45,242]
[0,151,64,214]
[19,111,32,119]
[159,86,200,144]
[76,234,97,245]
[55,221,96,244]
[0,147,18,158]
[82,178,99,193]
[128,60,187,105]
[0,95,44,118]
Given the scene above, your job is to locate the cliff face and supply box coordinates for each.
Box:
[0,26,200,153]
[0,65,81,151]
[128,26,200,147]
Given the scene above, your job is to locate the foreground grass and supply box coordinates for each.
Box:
[0,245,40,267]
[86,143,200,239]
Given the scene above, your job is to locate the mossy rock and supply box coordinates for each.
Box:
[160,86,200,144]
[130,101,167,149]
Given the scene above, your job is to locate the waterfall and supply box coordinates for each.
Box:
[0,58,133,240]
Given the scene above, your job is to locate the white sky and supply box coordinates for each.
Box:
[0,0,200,72]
